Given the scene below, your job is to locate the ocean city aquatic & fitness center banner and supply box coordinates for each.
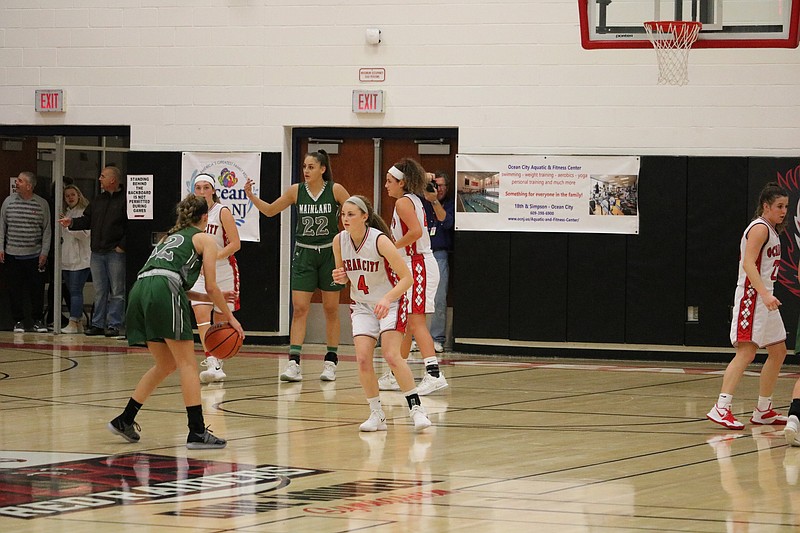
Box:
[455,154,640,234]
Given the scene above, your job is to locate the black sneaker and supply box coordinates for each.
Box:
[107,417,141,443]
[186,427,227,449]
[104,328,120,338]
[85,326,105,336]
[32,320,48,333]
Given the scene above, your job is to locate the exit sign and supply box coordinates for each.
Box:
[35,89,64,112]
[352,90,384,114]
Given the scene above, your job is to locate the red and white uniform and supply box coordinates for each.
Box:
[730,217,785,348]
[190,203,240,311]
[340,227,407,338]
[391,193,439,314]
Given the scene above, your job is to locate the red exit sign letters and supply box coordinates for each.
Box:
[35,89,64,112]
[352,90,384,114]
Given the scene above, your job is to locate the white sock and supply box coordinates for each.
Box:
[717,393,733,409]
[423,356,439,367]
[757,396,773,411]
[367,396,382,411]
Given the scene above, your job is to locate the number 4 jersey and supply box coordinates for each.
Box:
[339,227,399,306]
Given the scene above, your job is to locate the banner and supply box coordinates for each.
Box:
[455,154,640,234]
[181,152,261,242]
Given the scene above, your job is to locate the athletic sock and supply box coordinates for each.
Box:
[324,346,338,364]
[423,356,440,378]
[757,396,773,411]
[405,390,422,409]
[289,345,302,364]
[186,404,205,435]
[717,393,733,409]
[790,399,800,418]
[121,398,143,425]
[367,396,382,411]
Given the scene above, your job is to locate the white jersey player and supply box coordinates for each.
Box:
[706,182,789,432]
[189,174,241,384]
[332,195,432,433]
[384,159,447,397]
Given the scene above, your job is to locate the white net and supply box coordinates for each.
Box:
[643,21,701,86]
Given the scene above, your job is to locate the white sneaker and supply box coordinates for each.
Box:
[433,341,444,353]
[62,321,82,334]
[706,404,744,430]
[359,409,387,432]
[410,405,432,432]
[280,360,303,382]
[410,341,419,352]
[751,404,788,425]
[786,415,800,447]
[199,356,226,383]
[417,372,448,396]
[320,361,337,381]
[378,371,400,391]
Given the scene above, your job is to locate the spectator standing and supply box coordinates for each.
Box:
[61,185,91,334]
[59,165,127,338]
[422,171,455,353]
[0,171,52,333]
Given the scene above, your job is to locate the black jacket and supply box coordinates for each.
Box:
[70,188,127,253]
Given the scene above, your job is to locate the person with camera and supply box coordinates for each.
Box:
[423,171,454,353]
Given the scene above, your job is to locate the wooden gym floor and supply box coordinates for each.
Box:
[2,333,800,532]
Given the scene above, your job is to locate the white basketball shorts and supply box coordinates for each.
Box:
[404,253,440,315]
[730,285,786,348]
[350,299,407,339]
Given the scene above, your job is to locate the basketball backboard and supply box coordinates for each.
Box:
[579,0,800,48]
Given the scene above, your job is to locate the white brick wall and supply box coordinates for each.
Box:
[0,0,798,156]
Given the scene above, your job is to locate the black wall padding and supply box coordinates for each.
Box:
[684,157,749,347]
[452,231,509,340]
[126,152,182,296]
[567,233,627,343]
[509,233,568,341]
[237,153,282,331]
[625,156,687,345]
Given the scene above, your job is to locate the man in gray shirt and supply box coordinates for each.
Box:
[0,171,52,332]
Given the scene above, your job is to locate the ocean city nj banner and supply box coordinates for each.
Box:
[455,154,640,234]
[181,152,261,242]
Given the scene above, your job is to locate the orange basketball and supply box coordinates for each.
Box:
[204,322,242,360]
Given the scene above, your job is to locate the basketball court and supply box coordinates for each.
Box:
[2,333,800,531]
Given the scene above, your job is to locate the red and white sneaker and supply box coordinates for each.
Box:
[706,404,745,430]
[751,404,788,425]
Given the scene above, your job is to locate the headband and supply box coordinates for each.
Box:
[345,196,369,214]
[193,174,215,187]
[387,166,405,181]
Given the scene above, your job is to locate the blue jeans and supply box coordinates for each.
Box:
[63,268,91,321]
[90,251,126,329]
[430,250,449,344]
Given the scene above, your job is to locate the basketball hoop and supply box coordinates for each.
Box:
[643,21,702,86]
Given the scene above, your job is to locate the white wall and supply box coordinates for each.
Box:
[1,0,798,156]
